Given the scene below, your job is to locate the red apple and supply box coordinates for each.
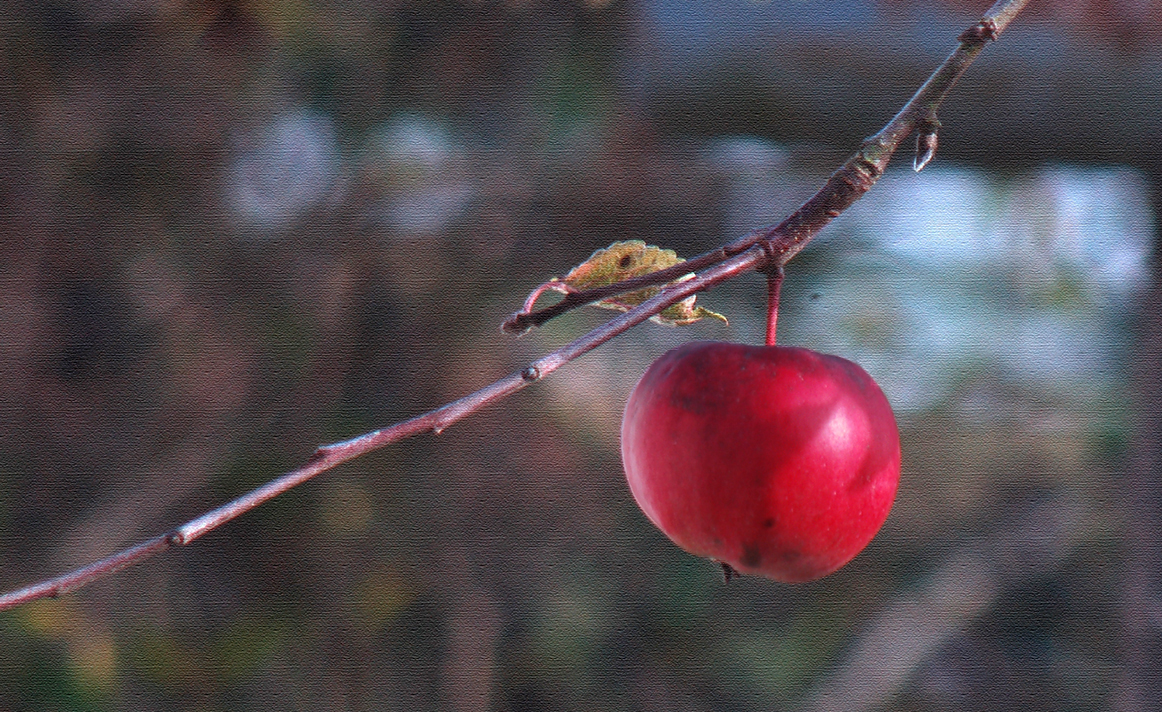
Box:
[620,341,900,583]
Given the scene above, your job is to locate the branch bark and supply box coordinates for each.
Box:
[0,0,1031,612]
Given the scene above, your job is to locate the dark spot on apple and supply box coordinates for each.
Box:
[778,548,804,564]
[762,518,774,528]
[740,543,762,568]
[619,254,633,269]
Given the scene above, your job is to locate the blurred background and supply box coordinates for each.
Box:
[1,1,1161,710]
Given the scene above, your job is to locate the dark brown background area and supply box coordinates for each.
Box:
[1,1,1160,710]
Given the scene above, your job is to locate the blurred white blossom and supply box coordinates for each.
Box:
[361,114,475,236]
[229,111,340,230]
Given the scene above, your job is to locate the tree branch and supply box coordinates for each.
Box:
[503,0,1029,334]
[0,0,1030,612]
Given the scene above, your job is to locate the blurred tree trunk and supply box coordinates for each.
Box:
[1119,186,1162,711]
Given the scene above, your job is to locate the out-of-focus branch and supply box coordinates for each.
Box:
[0,0,1030,611]
[802,495,1082,712]
[1116,264,1162,711]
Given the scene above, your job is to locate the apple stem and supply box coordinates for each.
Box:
[765,266,785,347]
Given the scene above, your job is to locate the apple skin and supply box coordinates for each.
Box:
[620,341,901,583]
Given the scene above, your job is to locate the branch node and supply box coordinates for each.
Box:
[166,530,185,546]
[521,366,541,382]
[304,447,329,466]
[756,237,783,271]
[850,147,886,182]
[861,156,885,180]
[501,313,530,335]
[958,19,999,45]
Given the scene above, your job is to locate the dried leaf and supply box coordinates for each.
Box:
[560,240,685,290]
[560,240,727,327]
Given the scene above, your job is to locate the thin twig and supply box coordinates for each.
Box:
[0,247,765,611]
[0,0,1030,611]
